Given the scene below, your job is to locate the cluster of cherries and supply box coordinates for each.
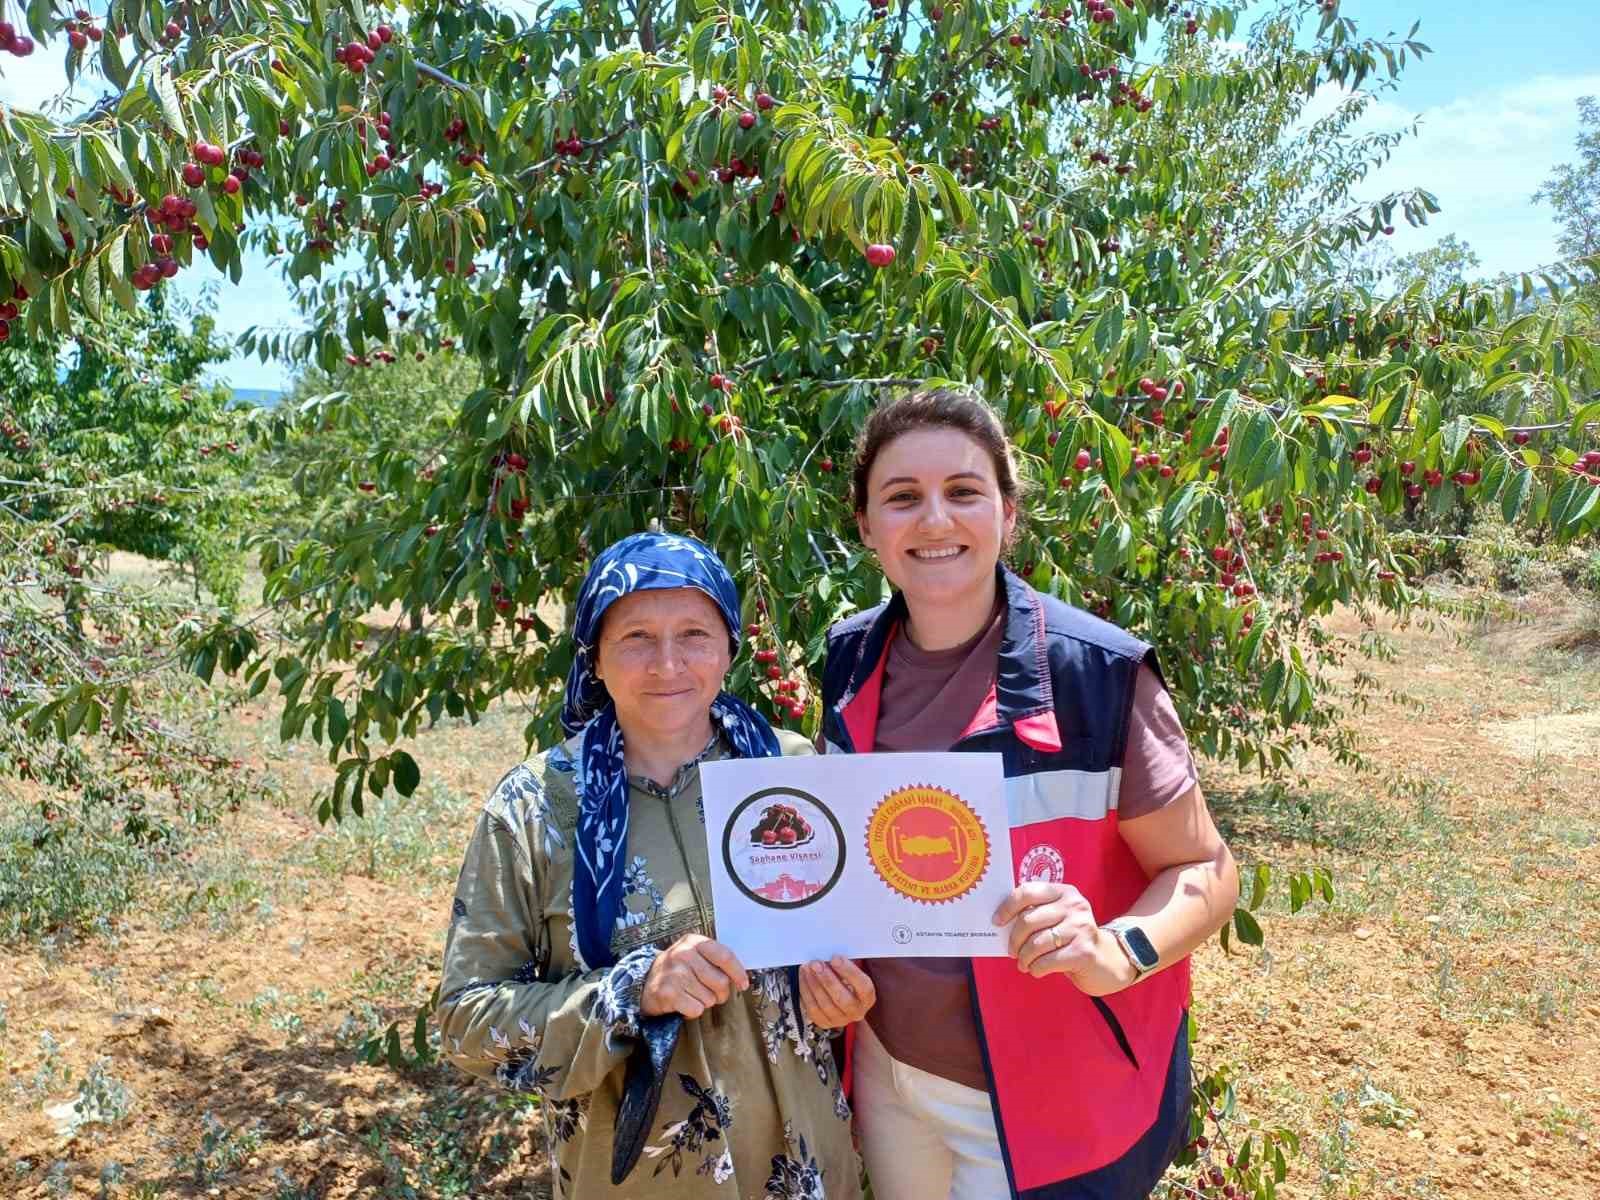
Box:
[486,449,532,526]
[334,25,393,74]
[951,142,985,179]
[1574,450,1600,483]
[442,117,485,167]
[359,110,400,176]
[61,9,103,50]
[0,410,31,447]
[0,286,23,344]
[1208,544,1258,599]
[748,617,806,723]
[0,19,35,56]
[342,348,407,367]
[712,155,760,184]
[1110,80,1154,112]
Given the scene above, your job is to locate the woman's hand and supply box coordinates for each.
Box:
[798,956,876,1029]
[640,934,750,1019]
[992,882,1138,996]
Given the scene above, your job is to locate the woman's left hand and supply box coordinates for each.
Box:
[993,882,1137,995]
[798,956,876,1029]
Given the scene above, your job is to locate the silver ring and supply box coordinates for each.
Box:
[1048,925,1063,950]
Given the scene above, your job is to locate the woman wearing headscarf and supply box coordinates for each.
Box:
[437,531,871,1200]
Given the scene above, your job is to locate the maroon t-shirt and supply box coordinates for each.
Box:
[861,611,1198,1090]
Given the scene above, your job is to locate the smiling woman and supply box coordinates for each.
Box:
[591,588,733,786]
[824,387,1239,1200]
[435,531,867,1199]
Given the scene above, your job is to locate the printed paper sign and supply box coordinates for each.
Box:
[699,753,1014,969]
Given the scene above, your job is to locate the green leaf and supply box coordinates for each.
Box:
[391,750,420,797]
[1569,400,1600,442]
[1249,862,1270,911]
[1161,482,1203,538]
[1501,468,1532,523]
[151,69,188,139]
[1440,415,1472,464]
[1091,517,1132,575]
[1232,907,1264,947]
[327,697,349,746]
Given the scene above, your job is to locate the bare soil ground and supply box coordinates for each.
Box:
[3,597,1597,1198]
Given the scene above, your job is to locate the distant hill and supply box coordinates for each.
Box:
[229,388,284,408]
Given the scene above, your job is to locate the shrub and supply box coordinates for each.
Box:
[1568,548,1600,597]
[0,810,170,946]
[1460,513,1565,594]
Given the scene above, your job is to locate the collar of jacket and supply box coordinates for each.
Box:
[833,564,1063,755]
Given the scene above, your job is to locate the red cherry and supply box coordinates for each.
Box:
[864,242,896,268]
[739,111,756,129]
[163,21,181,40]
[755,92,775,110]
[182,162,205,187]
[377,24,394,43]
[221,175,240,195]
[1073,448,1092,471]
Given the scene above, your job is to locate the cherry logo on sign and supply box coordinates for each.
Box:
[722,787,846,910]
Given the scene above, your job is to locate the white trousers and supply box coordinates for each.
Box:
[853,1021,1011,1200]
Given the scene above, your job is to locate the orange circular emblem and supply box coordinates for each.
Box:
[865,784,991,904]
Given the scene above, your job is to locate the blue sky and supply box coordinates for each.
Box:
[1,1,1594,390]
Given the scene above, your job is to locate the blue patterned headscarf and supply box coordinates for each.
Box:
[563,531,781,970]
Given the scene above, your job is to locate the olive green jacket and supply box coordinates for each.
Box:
[438,729,859,1200]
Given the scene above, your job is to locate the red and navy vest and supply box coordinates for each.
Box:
[821,566,1192,1200]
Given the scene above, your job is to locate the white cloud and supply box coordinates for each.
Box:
[1307,73,1600,277]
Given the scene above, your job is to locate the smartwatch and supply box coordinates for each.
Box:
[1102,917,1160,978]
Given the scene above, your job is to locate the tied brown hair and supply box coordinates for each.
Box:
[851,386,1022,515]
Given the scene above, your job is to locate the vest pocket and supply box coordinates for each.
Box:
[1090,995,1140,1070]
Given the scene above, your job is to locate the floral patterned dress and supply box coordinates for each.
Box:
[437,729,859,1200]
